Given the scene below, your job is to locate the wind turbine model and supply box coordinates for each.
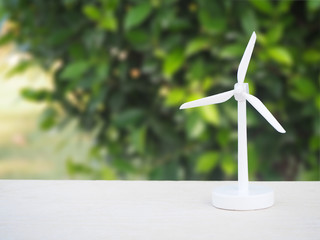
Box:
[179,32,285,210]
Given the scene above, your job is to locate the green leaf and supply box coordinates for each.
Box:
[0,32,15,46]
[165,88,185,106]
[266,25,283,44]
[48,29,74,46]
[303,49,320,63]
[125,3,152,30]
[187,58,207,80]
[199,105,220,126]
[186,37,210,56]
[186,112,205,139]
[249,0,273,14]
[267,47,292,66]
[292,77,317,98]
[154,8,176,30]
[130,127,146,154]
[196,151,219,173]
[5,60,34,77]
[100,167,117,180]
[113,109,144,128]
[241,9,258,35]
[198,10,226,34]
[315,95,320,110]
[221,154,236,176]
[101,0,118,9]
[160,35,182,52]
[112,158,135,172]
[20,88,52,102]
[95,63,110,80]
[220,44,244,59]
[309,136,320,151]
[67,157,92,177]
[154,48,166,59]
[126,29,149,45]
[163,48,184,78]
[83,5,101,21]
[39,107,57,130]
[276,1,292,14]
[185,93,203,103]
[307,0,320,11]
[248,143,258,179]
[247,107,259,126]
[100,11,118,31]
[61,60,91,80]
[217,129,230,147]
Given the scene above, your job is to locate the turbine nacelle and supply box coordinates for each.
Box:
[234,83,249,102]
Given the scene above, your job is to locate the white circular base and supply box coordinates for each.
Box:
[212,184,274,210]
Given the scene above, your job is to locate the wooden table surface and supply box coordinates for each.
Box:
[0,180,319,240]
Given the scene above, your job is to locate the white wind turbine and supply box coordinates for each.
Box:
[180,32,285,210]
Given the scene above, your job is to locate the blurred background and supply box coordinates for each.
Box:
[0,0,319,181]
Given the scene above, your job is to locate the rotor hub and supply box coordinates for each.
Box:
[234,83,249,102]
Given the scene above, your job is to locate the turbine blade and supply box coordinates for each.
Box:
[237,32,256,83]
[244,93,286,133]
[180,90,234,109]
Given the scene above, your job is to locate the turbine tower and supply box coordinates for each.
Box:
[179,32,285,210]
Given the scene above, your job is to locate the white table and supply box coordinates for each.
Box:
[0,180,319,240]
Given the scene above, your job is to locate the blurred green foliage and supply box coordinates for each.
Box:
[1,0,319,180]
